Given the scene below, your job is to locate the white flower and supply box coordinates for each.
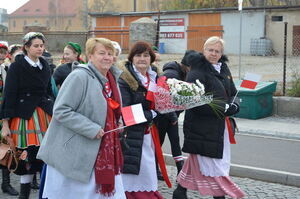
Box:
[165,78,206,97]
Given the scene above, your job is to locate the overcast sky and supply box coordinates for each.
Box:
[1,0,29,14]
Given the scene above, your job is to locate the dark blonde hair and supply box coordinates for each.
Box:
[85,38,115,56]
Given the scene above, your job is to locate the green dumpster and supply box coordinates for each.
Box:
[234,81,277,119]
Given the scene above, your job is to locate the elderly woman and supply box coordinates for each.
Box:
[53,42,84,87]
[173,36,245,199]
[1,32,54,199]
[37,38,125,199]
[118,41,163,199]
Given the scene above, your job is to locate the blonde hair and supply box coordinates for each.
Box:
[85,37,115,56]
[203,36,225,53]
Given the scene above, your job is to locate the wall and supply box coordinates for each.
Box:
[266,10,300,56]
[0,32,88,52]
[222,11,265,55]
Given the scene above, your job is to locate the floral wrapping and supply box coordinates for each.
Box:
[153,76,213,114]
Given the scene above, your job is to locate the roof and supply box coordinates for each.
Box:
[10,0,77,17]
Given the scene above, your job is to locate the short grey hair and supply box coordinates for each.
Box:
[203,36,225,53]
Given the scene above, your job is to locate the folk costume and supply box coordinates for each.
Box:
[118,60,170,199]
[38,62,126,199]
[175,53,245,199]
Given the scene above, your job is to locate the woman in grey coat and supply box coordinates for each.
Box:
[37,38,126,199]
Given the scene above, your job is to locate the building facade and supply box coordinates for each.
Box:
[0,8,8,30]
[89,6,300,56]
[8,0,84,32]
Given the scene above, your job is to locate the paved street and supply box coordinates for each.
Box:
[1,165,300,199]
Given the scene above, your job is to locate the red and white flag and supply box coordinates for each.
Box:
[121,103,147,127]
[240,72,261,89]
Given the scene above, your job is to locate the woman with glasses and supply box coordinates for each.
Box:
[173,36,245,199]
[37,38,126,199]
[1,32,54,199]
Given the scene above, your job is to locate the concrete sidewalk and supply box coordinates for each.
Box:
[234,116,300,140]
[178,113,300,140]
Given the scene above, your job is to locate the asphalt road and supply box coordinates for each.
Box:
[162,127,300,174]
[231,134,300,174]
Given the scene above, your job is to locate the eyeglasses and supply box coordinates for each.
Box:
[205,48,222,55]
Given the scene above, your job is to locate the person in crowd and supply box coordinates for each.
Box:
[1,32,54,199]
[112,41,122,63]
[53,42,83,88]
[0,42,20,196]
[156,50,196,180]
[172,36,245,199]
[37,37,126,199]
[118,41,164,199]
[42,51,56,74]
[152,46,160,67]
[8,44,23,63]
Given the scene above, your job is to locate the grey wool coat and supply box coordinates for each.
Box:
[37,62,122,183]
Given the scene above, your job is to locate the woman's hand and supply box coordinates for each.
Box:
[1,120,11,137]
[95,129,105,139]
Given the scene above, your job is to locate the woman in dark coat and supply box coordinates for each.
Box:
[1,32,54,199]
[118,41,164,199]
[173,36,245,199]
[53,42,83,87]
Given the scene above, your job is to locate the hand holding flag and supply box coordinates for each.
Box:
[240,72,262,89]
[121,103,147,127]
[231,72,262,104]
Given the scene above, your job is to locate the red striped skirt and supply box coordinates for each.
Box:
[10,107,51,148]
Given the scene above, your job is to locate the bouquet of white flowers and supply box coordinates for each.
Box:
[153,77,213,113]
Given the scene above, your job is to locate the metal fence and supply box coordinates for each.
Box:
[1,28,299,96]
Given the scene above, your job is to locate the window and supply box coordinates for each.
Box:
[13,20,16,27]
[36,9,40,12]
[46,20,50,26]
[68,19,72,26]
[23,9,28,12]
[24,20,27,25]
[272,16,283,22]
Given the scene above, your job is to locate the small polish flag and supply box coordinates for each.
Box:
[146,81,157,102]
[121,103,147,127]
[240,72,262,89]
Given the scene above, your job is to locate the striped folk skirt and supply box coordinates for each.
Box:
[10,107,51,148]
[8,107,51,175]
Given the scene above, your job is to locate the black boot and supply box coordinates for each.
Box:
[172,184,188,199]
[175,160,184,175]
[1,168,19,196]
[213,196,225,199]
[156,162,164,181]
[31,174,39,189]
[18,183,31,199]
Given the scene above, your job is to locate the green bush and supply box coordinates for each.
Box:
[287,70,300,97]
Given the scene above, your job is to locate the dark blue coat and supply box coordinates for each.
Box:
[1,54,54,119]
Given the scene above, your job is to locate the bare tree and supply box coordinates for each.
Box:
[248,0,266,6]
[92,0,118,12]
